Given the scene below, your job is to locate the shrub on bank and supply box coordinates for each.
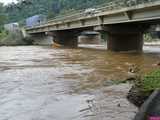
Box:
[0,30,8,39]
[140,70,160,92]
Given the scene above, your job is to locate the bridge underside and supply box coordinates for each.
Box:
[52,31,79,48]
[50,24,145,52]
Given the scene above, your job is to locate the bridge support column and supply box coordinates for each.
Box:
[106,32,143,52]
[99,25,144,52]
[52,31,79,48]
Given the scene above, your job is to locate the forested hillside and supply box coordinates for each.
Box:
[0,3,7,30]
[1,0,110,24]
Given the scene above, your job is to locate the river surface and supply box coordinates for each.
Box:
[0,45,159,120]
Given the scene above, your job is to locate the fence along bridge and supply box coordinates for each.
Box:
[26,0,160,51]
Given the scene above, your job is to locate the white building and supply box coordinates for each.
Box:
[4,23,19,32]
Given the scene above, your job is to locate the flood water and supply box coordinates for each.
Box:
[0,45,159,120]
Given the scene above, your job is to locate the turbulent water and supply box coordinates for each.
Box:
[0,45,159,120]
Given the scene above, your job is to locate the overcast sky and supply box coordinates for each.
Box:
[0,0,17,5]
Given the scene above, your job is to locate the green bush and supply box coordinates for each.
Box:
[143,33,152,42]
[0,30,8,39]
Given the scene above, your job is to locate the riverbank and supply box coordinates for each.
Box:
[127,69,160,108]
[0,30,30,46]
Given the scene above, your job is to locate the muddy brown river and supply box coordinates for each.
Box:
[0,45,159,120]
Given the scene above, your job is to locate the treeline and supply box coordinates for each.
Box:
[1,0,111,24]
[0,3,7,31]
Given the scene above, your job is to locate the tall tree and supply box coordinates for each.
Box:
[0,3,7,31]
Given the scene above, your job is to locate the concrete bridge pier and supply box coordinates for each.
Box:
[106,32,143,52]
[98,25,144,52]
[52,30,79,48]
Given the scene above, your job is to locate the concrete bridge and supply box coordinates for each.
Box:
[26,0,160,51]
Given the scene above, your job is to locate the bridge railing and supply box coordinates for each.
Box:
[27,0,160,28]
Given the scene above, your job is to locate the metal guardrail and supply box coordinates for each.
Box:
[27,0,160,28]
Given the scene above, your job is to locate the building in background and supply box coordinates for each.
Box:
[26,15,46,27]
[4,22,19,32]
